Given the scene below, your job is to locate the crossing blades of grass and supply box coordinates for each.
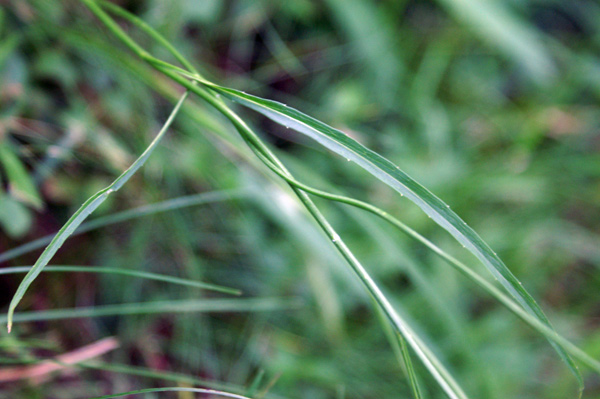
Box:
[0,265,241,295]
[243,148,600,375]
[6,91,189,333]
[375,303,422,399]
[87,387,252,399]
[0,190,244,263]
[188,80,582,388]
[76,3,587,396]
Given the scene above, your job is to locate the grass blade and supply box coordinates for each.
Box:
[242,147,600,374]
[0,265,240,295]
[73,4,509,395]
[247,177,468,399]
[0,190,244,263]
[6,91,189,332]
[2,297,300,325]
[87,387,252,399]
[375,303,422,398]
[192,80,582,386]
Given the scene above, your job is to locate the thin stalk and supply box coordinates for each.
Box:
[0,190,243,263]
[3,297,300,325]
[6,91,189,332]
[79,1,467,396]
[238,144,600,373]
[375,302,423,398]
[88,387,252,399]
[98,0,200,75]
[0,265,241,295]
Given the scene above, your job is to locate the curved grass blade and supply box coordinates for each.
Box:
[256,154,600,376]
[192,80,582,387]
[247,145,600,367]
[72,5,524,395]
[78,362,251,397]
[6,91,189,333]
[88,387,252,399]
[0,190,244,263]
[2,297,299,325]
[0,265,240,295]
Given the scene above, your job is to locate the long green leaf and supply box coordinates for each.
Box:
[251,158,600,374]
[375,303,422,399]
[72,3,470,390]
[191,80,582,387]
[247,177,468,399]
[0,190,244,263]
[88,387,252,399]
[74,4,570,395]
[0,265,240,295]
[6,91,189,333]
[2,297,299,325]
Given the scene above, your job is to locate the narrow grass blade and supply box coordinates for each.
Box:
[78,361,244,395]
[0,190,243,263]
[2,297,300,325]
[375,304,422,398]
[98,0,200,76]
[71,5,552,395]
[6,91,189,332]
[88,387,252,399]
[192,81,582,386]
[0,265,240,295]
[248,178,468,399]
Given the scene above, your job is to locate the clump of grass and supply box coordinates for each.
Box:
[2,1,599,398]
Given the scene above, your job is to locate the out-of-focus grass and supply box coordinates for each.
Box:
[1,1,599,398]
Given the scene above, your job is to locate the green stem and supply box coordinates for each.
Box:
[80,1,466,396]
[87,387,252,399]
[0,265,240,295]
[6,90,189,332]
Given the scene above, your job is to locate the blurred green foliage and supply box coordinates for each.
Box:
[0,0,599,398]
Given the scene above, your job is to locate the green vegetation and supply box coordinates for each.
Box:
[1,1,599,398]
